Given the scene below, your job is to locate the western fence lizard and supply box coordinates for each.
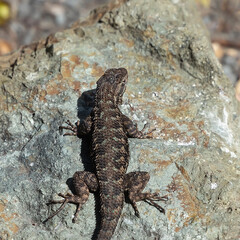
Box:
[44,68,167,239]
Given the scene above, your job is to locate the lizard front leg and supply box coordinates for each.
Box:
[121,114,155,139]
[43,171,98,223]
[124,172,167,217]
[59,114,93,138]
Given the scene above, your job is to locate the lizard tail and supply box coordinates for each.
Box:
[96,218,120,240]
[96,192,124,240]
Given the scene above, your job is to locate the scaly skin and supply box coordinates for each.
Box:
[92,68,129,239]
[44,68,167,240]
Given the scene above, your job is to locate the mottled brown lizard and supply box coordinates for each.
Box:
[44,68,167,239]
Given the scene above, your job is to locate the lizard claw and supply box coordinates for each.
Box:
[59,120,79,136]
[144,199,166,214]
[129,201,141,218]
[143,193,168,214]
[138,124,156,139]
[43,192,82,224]
[148,193,168,202]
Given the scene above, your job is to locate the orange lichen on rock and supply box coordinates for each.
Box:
[45,58,104,96]
[91,63,104,77]
[39,88,47,102]
[61,60,72,78]
[165,102,195,120]
[83,61,89,69]
[138,148,172,172]
[37,73,69,101]
[8,222,19,234]
[46,77,67,96]
[69,55,81,65]
[0,201,5,212]
[71,80,81,92]
[151,159,172,171]
[62,55,83,77]
[143,26,155,38]
[46,81,60,95]
[121,38,135,48]
[160,124,194,143]
[155,114,209,147]
[167,174,203,231]
[0,200,19,235]
[175,163,191,182]
[160,38,176,67]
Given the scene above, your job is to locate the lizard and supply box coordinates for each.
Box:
[44,68,167,239]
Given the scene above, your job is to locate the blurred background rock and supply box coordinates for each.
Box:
[0,0,239,96]
[0,0,108,55]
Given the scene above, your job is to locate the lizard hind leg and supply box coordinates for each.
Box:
[43,171,98,223]
[124,172,167,217]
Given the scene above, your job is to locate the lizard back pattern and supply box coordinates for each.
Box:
[93,68,129,239]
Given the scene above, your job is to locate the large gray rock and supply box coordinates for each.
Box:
[0,0,239,239]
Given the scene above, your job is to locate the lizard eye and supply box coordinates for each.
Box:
[115,73,123,82]
[108,76,115,83]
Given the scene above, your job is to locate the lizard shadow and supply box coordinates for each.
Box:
[65,89,101,240]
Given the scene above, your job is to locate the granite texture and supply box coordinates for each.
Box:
[0,0,239,239]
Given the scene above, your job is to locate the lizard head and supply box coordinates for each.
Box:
[96,68,128,105]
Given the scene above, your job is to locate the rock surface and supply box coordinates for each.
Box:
[0,0,239,239]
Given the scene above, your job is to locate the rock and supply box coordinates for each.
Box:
[0,0,239,239]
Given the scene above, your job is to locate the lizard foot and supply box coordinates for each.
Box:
[59,120,80,136]
[129,201,140,218]
[144,193,168,214]
[138,123,156,139]
[43,192,82,223]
